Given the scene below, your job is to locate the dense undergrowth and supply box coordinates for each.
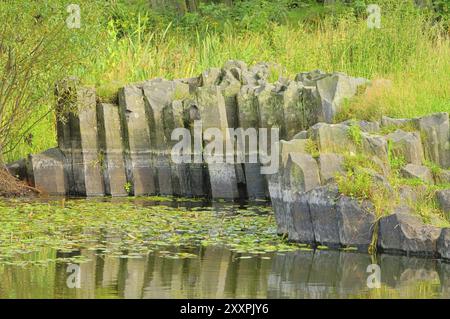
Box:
[3,0,450,165]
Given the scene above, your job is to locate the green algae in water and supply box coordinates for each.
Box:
[0,198,292,265]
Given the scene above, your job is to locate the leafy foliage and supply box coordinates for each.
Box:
[0,1,104,161]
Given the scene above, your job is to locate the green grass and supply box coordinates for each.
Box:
[5,0,450,162]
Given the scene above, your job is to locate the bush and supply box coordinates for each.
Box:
[0,1,105,162]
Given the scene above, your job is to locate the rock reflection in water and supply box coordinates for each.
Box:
[0,247,448,299]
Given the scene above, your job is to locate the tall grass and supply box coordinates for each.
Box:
[84,3,450,117]
[6,1,450,162]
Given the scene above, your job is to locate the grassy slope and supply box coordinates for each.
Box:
[6,1,450,162]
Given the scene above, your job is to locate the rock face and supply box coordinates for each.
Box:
[11,62,450,260]
[271,149,321,235]
[386,129,425,165]
[361,133,389,163]
[413,113,450,169]
[309,123,353,153]
[118,84,156,196]
[56,84,104,196]
[308,186,340,248]
[337,196,376,249]
[20,62,368,199]
[196,85,239,200]
[272,183,376,251]
[289,191,315,243]
[341,120,380,133]
[7,159,28,181]
[317,153,344,183]
[401,164,433,183]
[436,170,450,184]
[314,73,368,123]
[381,116,412,128]
[437,228,450,260]
[436,189,450,216]
[378,210,441,257]
[97,103,128,197]
[27,148,66,196]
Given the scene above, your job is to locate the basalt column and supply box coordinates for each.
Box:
[142,79,190,196]
[183,99,210,198]
[118,85,156,196]
[56,82,104,196]
[256,83,287,208]
[196,86,239,200]
[97,103,128,197]
[237,84,268,200]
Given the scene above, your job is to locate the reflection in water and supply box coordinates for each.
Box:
[0,246,448,299]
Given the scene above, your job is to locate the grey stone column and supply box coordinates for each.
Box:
[142,79,190,196]
[196,85,239,200]
[97,103,128,197]
[55,80,104,196]
[118,85,156,196]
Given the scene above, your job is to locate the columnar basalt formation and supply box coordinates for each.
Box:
[267,112,450,258]
[18,61,369,200]
[7,61,450,260]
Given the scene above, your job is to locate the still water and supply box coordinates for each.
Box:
[0,246,449,299]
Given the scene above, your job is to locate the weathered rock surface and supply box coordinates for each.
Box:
[196,85,239,200]
[142,79,191,196]
[314,73,368,123]
[271,151,321,235]
[267,171,285,234]
[308,185,340,248]
[279,139,309,166]
[401,164,433,183]
[7,159,28,181]
[317,153,344,183]
[293,131,308,139]
[55,84,105,196]
[341,120,380,133]
[436,189,450,216]
[27,148,66,196]
[361,133,389,163]
[289,191,315,243]
[386,129,425,165]
[118,84,156,196]
[285,153,321,193]
[381,116,412,128]
[437,228,450,260]
[413,113,450,169]
[398,185,418,203]
[378,209,441,256]
[309,123,353,153]
[337,196,376,249]
[97,103,128,197]
[436,170,450,184]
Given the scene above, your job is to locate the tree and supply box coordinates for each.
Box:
[0,1,102,166]
[150,0,234,14]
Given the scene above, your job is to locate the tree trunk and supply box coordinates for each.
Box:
[150,0,233,14]
[150,0,187,15]
[186,0,198,12]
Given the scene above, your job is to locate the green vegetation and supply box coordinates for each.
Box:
[347,123,363,147]
[336,147,450,227]
[0,198,304,266]
[3,0,450,163]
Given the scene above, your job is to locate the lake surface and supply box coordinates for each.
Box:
[0,198,449,299]
[1,245,449,299]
